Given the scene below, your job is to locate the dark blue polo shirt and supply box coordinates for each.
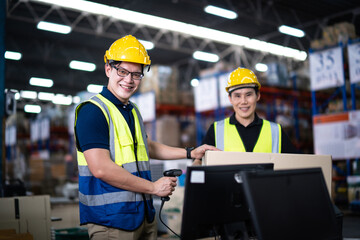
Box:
[75,87,135,152]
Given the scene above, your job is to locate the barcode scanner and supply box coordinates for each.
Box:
[161,169,183,201]
[159,169,183,238]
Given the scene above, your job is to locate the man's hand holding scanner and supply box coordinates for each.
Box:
[153,176,178,197]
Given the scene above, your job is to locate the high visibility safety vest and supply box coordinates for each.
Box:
[214,117,282,153]
[74,94,154,231]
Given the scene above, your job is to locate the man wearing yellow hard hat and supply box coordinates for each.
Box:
[195,67,297,164]
[74,35,218,239]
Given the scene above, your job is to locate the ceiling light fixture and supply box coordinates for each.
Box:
[204,5,237,19]
[20,90,37,99]
[72,96,81,104]
[37,21,72,34]
[5,51,22,60]
[31,0,307,61]
[278,25,305,38]
[193,51,219,63]
[69,60,96,72]
[255,63,268,72]
[14,92,20,100]
[29,77,54,88]
[87,84,103,93]
[38,92,55,101]
[190,78,199,87]
[24,104,41,113]
[139,40,154,50]
[52,94,73,105]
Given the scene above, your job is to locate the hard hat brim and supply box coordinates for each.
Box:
[228,83,259,93]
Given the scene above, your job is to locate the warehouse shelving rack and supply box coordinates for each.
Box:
[310,40,360,209]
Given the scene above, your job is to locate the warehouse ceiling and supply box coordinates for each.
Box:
[4,0,360,107]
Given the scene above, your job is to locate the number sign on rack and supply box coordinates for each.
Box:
[194,76,218,112]
[309,46,345,91]
[348,41,360,84]
[131,91,156,122]
[219,73,232,108]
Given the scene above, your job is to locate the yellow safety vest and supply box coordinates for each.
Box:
[74,94,154,230]
[214,117,282,153]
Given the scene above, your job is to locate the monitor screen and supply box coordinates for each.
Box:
[241,168,340,240]
[180,163,274,240]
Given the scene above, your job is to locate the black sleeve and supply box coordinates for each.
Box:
[281,127,300,154]
[201,123,216,147]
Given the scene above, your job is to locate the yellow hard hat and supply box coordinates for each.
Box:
[104,35,151,66]
[225,67,261,92]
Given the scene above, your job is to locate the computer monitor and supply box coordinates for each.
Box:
[180,163,274,240]
[241,168,341,240]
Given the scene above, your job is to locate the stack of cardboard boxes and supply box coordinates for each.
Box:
[311,22,357,50]
[140,65,179,105]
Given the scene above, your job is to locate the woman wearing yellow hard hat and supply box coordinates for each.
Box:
[194,67,297,165]
[74,35,218,240]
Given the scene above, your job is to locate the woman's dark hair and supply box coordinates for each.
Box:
[229,87,259,96]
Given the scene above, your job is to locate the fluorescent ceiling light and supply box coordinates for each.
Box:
[32,0,307,61]
[38,92,55,101]
[5,51,22,60]
[69,60,96,72]
[204,5,237,19]
[73,96,81,104]
[37,21,72,34]
[29,77,54,88]
[52,94,72,105]
[20,90,37,99]
[297,51,307,61]
[15,92,20,100]
[190,78,199,87]
[24,104,41,113]
[278,25,305,38]
[87,84,103,93]
[193,51,219,63]
[255,63,268,72]
[139,40,154,50]
[244,40,307,60]
[8,89,21,100]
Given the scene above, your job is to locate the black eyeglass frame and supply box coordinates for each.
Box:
[111,65,144,80]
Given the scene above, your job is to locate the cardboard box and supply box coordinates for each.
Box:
[334,22,356,43]
[322,26,337,47]
[28,158,45,182]
[0,233,33,240]
[0,229,16,235]
[156,115,180,147]
[179,91,194,106]
[0,195,51,240]
[51,163,66,179]
[203,151,333,196]
[310,39,325,50]
[140,65,179,105]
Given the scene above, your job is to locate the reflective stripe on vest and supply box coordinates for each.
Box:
[74,94,154,230]
[78,191,151,206]
[215,117,281,153]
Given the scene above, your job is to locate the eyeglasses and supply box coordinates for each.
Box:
[112,65,144,80]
